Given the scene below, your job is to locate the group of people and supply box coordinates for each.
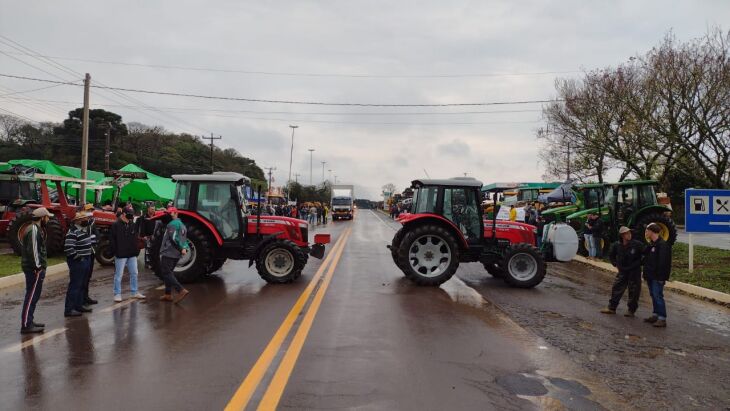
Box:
[248,204,329,226]
[19,203,191,334]
[602,223,672,327]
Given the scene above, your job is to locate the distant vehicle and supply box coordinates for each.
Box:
[331,184,355,220]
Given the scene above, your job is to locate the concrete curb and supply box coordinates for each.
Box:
[0,262,70,290]
[573,255,730,305]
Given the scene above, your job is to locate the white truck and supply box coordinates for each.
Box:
[331,185,355,220]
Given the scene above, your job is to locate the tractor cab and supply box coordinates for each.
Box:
[170,172,250,244]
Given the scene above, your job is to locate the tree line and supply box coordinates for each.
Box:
[0,108,266,186]
[539,28,729,198]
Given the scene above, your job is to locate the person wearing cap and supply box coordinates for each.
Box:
[63,211,95,317]
[159,207,190,303]
[19,207,52,333]
[643,223,672,327]
[601,226,644,317]
[80,203,99,306]
[110,205,145,302]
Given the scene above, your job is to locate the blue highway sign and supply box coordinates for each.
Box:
[685,189,730,233]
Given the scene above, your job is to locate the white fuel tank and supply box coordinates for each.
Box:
[546,222,579,262]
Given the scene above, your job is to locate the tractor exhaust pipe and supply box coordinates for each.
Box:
[256,184,262,238]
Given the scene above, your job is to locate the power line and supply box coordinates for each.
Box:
[0,95,543,116]
[0,49,581,79]
[0,72,560,108]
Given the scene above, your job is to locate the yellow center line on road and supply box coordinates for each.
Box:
[256,225,352,410]
[3,327,67,353]
[224,227,352,411]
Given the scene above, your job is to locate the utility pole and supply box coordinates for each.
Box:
[287,125,298,200]
[103,121,112,171]
[80,73,90,204]
[264,166,276,204]
[321,161,326,184]
[334,175,338,184]
[308,148,315,185]
[328,169,332,181]
[203,133,222,173]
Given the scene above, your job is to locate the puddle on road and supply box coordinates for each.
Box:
[437,277,627,410]
[497,371,605,411]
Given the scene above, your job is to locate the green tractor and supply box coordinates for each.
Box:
[563,180,677,255]
[539,183,605,224]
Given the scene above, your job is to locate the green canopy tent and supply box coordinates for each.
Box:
[0,159,106,202]
[100,163,176,209]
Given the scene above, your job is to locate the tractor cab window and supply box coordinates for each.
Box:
[443,187,481,240]
[584,188,602,209]
[174,182,192,209]
[617,186,635,224]
[637,185,656,208]
[413,186,438,214]
[197,182,241,240]
[237,185,249,217]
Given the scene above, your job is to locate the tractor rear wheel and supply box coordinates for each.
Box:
[94,241,115,266]
[397,224,460,286]
[8,212,65,256]
[208,258,227,274]
[390,227,407,271]
[501,243,546,288]
[256,239,305,283]
[148,223,212,283]
[634,213,677,245]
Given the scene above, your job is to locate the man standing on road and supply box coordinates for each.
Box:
[309,205,317,225]
[159,207,190,303]
[590,213,605,259]
[19,207,52,334]
[140,204,158,270]
[601,226,644,317]
[111,205,145,302]
[584,214,596,258]
[508,205,517,222]
[63,212,95,317]
[643,223,672,327]
[80,203,99,306]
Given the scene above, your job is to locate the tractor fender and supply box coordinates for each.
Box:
[176,211,224,246]
[399,214,469,249]
[248,231,285,267]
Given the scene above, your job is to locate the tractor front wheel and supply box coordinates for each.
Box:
[397,224,460,286]
[256,240,306,283]
[502,243,546,288]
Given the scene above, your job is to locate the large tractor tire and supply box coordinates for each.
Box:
[94,240,115,266]
[8,212,65,256]
[208,258,227,274]
[634,213,677,245]
[148,223,212,283]
[390,227,407,271]
[255,239,306,284]
[483,261,504,278]
[501,243,546,288]
[396,224,460,286]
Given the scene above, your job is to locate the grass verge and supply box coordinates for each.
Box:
[670,242,730,294]
[0,254,67,278]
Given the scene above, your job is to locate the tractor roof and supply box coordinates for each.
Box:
[412,177,483,188]
[172,172,250,185]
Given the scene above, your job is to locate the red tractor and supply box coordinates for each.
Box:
[146,172,330,284]
[389,178,547,288]
[0,166,40,239]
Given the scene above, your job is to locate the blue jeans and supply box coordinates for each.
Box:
[584,234,596,257]
[66,257,90,313]
[647,279,667,320]
[114,256,139,296]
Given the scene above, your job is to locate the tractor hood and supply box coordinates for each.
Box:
[540,204,577,217]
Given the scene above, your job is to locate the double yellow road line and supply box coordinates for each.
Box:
[225,226,353,411]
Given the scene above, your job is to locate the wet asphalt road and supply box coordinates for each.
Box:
[0,210,728,410]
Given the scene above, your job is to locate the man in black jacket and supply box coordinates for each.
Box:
[643,223,672,327]
[111,206,145,302]
[601,226,644,317]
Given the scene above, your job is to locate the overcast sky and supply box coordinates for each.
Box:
[1,1,727,199]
